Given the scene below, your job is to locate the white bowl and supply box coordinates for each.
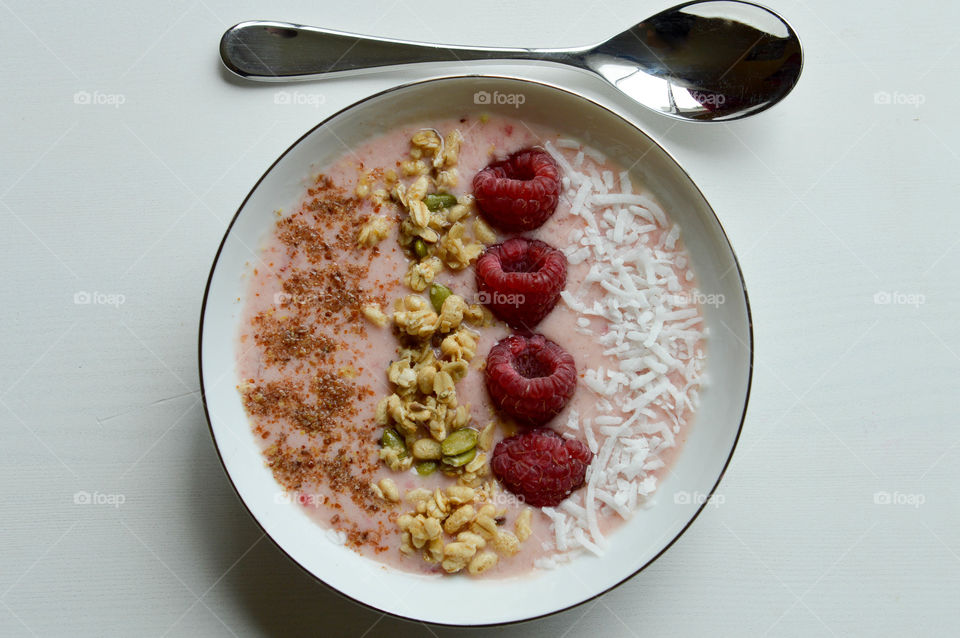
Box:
[199,75,752,626]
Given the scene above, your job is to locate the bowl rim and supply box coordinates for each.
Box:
[197,72,754,627]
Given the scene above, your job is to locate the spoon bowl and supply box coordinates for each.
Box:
[220,0,802,121]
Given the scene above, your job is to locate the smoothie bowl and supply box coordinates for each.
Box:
[199,76,752,625]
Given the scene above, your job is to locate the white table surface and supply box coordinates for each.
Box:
[2,0,957,635]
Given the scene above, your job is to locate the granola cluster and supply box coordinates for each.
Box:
[353,126,530,573]
[395,484,534,575]
[369,291,493,485]
[354,127,496,275]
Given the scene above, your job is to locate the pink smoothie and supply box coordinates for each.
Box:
[236,114,706,577]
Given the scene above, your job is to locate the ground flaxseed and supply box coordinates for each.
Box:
[238,173,397,553]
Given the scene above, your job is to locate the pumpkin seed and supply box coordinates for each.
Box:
[429,282,452,313]
[381,428,406,455]
[441,428,478,456]
[442,447,477,467]
[412,238,428,259]
[415,461,438,476]
[424,192,458,211]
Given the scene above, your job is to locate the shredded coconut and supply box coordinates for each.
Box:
[536,139,706,563]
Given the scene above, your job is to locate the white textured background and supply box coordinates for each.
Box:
[2,0,958,635]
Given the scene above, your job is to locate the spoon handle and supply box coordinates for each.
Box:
[220,21,576,80]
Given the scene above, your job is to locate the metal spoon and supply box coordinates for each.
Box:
[220,0,802,121]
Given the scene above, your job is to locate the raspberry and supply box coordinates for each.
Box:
[475,237,567,329]
[473,147,562,232]
[491,428,593,507]
[485,334,576,426]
